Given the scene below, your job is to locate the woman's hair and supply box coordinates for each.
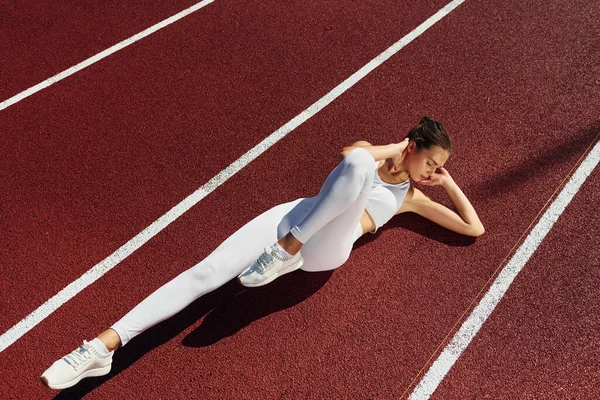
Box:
[406,116,452,153]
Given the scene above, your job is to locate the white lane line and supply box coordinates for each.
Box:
[0,0,215,111]
[0,0,466,353]
[408,138,600,399]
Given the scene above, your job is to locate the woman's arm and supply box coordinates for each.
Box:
[340,139,408,162]
[398,169,485,237]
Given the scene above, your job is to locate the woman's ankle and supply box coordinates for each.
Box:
[278,233,302,255]
[97,329,121,352]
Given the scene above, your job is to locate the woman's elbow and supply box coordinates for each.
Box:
[340,141,372,158]
[339,148,352,159]
[469,225,485,237]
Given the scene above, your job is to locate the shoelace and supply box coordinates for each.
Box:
[255,246,292,273]
[62,343,92,371]
[255,247,275,273]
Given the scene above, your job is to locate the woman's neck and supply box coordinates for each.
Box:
[378,159,409,184]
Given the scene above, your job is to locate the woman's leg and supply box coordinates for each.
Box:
[41,199,303,389]
[281,148,376,272]
[239,148,375,285]
[110,199,303,347]
[284,147,375,245]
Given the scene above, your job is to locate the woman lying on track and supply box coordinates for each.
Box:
[41,116,484,390]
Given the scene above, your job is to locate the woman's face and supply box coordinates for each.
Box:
[403,142,450,182]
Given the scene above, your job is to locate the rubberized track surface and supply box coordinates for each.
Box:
[1,0,598,398]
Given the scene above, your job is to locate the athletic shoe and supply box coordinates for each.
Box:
[238,243,304,287]
[40,340,113,390]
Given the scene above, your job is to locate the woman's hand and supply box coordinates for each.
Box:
[416,167,454,187]
[390,138,410,168]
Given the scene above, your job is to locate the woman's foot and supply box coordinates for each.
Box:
[40,339,113,390]
[238,242,304,287]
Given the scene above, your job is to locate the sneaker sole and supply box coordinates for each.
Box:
[238,257,304,288]
[41,364,111,390]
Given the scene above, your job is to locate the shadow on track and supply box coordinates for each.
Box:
[182,269,333,347]
[469,122,600,202]
[352,212,478,248]
[354,121,600,249]
[52,270,333,400]
[50,213,471,399]
[50,215,477,399]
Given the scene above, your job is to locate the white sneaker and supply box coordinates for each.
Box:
[238,244,304,287]
[41,340,113,390]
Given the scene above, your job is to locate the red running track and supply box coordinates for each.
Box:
[0,0,449,333]
[433,160,600,398]
[1,0,599,398]
[0,0,201,99]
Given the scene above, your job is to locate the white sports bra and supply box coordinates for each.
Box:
[364,165,411,233]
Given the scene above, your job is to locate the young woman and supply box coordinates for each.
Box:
[41,117,484,389]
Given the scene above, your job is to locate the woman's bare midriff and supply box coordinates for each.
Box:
[360,210,376,236]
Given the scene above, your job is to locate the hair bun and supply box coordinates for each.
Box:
[419,116,433,125]
[407,116,452,153]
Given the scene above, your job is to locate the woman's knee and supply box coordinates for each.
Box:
[300,249,350,272]
[300,259,346,272]
[342,147,376,174]
[187,260,220,287]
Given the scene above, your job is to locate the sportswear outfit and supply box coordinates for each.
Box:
[41,148,410,388]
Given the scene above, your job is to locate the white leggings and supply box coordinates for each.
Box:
[112,148,376,345]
